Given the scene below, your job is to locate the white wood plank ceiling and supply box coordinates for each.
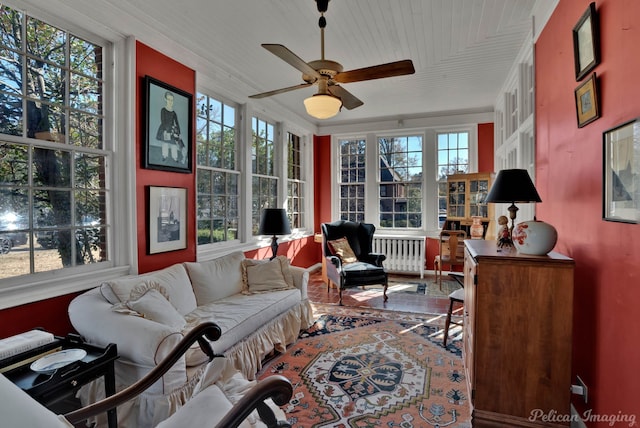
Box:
[19,0,557,125]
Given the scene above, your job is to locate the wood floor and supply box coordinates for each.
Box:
[306,269,452,314]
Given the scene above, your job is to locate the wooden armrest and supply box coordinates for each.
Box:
[215,375,293,428]
[64,322,222,424]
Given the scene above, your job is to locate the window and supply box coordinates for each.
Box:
[195,93,239,245]
[287,132,304,229]
[437,131,469,227]
[0,5,108,279]
[378,135,423,228]
[338,138,366,222]
[251,117,277,233]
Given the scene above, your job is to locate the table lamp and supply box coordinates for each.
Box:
[485,169,542,246]
[257,208,291,260]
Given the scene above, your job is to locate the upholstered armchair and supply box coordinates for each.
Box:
[321,220,388,305]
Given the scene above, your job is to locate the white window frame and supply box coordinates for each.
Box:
[0,4,135,310]
[193,90,242,252]
[377,134,425,230]
[331,125,478,236]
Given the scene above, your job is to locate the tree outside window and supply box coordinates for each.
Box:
[0,5,107,279]
[338,139,366,222]
[195,94,239,245]
[251,117,277,233]
[378,135,423,228]
[287,132,304,229]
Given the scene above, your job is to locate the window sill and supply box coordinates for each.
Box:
[0,265,131,310]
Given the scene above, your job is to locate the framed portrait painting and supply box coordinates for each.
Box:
[148,186,188,254]
[144,76,193,173]
[603,119,640,223]
[572,2,600,81]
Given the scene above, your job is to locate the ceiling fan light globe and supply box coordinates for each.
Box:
[304,94,342,119]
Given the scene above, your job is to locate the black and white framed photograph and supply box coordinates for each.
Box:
[603,119,640,223]
[572,2,600,81]
[144,76,193,173]
[148,186,187,254]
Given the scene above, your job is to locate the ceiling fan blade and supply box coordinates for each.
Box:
[334,59,415,84]
[262,44,321,80]
[249,82,313,99]
[329,85,364,110]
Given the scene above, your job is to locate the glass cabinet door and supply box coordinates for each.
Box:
[469,179,489,218]
[448,180,466,218]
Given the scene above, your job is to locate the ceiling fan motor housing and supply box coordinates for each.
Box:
[303,59,343,82]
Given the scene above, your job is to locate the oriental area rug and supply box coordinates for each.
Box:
[257,306,469,428]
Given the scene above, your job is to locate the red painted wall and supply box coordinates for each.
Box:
[0,294,80,338]
[536,0,640,423]
[314,134,333,232]
[135,42,197,273]
[477,122,494,173]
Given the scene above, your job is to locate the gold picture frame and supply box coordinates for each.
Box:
[574,73,599,128]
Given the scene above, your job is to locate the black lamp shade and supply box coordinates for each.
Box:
[485,169,542,204]
[258,208,291,236]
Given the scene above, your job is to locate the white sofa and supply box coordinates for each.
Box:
[68,251,314,427]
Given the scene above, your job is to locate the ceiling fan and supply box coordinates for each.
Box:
[249,0,415,119]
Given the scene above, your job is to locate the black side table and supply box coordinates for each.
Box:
[0,333,118,428]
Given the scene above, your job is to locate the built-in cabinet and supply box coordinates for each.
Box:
[463,239,574,427]
[494,41,536,224]
[444,172,494,239]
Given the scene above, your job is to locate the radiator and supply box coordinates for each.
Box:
[372,235,426,278]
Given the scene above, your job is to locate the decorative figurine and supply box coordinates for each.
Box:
[497,215,513,248]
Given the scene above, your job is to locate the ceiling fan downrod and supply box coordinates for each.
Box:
[317,1,328,61]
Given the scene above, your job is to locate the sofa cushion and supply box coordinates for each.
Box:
[240,256,295,294]
[185,288,302,355]
[184,251,245,305]
[100,264,197,315]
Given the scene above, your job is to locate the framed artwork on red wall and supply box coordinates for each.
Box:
[572,2,600,81]
[148,186,188,254]
[603,119,640,224]
[574,73,599,128]
[143,76,193,173]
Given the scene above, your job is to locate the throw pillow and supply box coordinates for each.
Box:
[100,263,197,315]
[327,237,358,264]
[240,256,295,294]
[118,288,187,330]
[184,251,245,306]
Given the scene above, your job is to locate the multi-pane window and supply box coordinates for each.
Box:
[251,117,277,233]
[287,132,304,229]
[0,5,108,279]
[378,135,423,228]
[195,94,239,244]
[338,138,365,222]
[437,131,469,227]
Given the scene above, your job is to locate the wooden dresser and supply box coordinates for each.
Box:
[463,240,574,427]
